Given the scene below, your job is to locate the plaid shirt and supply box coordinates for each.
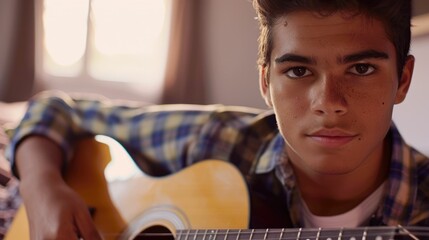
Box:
[6,91,429,227]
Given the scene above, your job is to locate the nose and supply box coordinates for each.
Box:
[310,76,347,116]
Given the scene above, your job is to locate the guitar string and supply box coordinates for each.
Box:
[124,227,429,239]
[398,225,420,240]
[124,233,429,240]
[101,232,429,240]
[174,227,429,234]
[170,232,429,239]
[92,227,429,238]
[176,232,429,235]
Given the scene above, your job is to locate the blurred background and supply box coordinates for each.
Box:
[0,0,428,155]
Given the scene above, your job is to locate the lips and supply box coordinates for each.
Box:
[306,129,358,147]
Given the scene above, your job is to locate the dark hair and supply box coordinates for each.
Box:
[253,0,412,78]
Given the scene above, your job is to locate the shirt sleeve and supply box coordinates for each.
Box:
[5,90,220,177]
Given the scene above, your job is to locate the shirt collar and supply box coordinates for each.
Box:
[269,123,420,226]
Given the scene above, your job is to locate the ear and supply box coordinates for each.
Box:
[259,65,273,107]
[395,55,415,104]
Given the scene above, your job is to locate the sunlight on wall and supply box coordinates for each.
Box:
[41,0,170,83]
[89,0,168,83]
[43,0,88,75]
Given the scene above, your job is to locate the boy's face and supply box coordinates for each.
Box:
[260,11,414,176]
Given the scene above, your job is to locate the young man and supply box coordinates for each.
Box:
[6,0,429,239]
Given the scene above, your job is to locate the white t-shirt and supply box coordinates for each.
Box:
[302,182,386,228]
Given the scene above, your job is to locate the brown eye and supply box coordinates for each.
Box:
[285,67,312,78]
[349,64,375,76]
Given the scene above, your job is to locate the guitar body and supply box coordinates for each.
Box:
[5,138,429,239]
[5,138,250,240]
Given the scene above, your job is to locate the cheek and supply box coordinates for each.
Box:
[363,99,394,129]
[269,85,309,141]
[352,82,397,116]
[348,83,396,136]
[270,83,308,120]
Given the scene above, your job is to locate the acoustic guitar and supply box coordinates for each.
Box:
[4,138,429,239]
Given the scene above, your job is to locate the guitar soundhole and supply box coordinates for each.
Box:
[134,226,174,240]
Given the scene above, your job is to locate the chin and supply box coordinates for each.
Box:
[312,167,356,176]
[305,158,361,176]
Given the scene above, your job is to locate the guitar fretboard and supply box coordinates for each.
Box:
[176,226,427,240]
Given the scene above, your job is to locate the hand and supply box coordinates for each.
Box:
[19,175,102,240]
[15,136,102,240]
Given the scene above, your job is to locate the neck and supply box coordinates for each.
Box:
[175,226,413,240]
[289,138,391,216]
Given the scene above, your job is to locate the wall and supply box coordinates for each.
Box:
[393,34,429,156]
[0,0,17,96]
[201,0,266,109]
[0,0,35,102]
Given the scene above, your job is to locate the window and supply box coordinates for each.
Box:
[36,0,172,103]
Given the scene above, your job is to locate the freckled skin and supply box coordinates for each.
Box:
[259,11,414,214]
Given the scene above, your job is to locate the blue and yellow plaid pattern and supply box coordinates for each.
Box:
[6,91,429,227]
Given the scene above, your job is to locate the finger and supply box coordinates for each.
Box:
[28,209,80,240]
[32,224,80,240]
[74,208,103,240]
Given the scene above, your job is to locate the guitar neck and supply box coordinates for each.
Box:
[176,226,427,240]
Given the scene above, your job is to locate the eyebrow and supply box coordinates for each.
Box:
[340,50,389,64]
[274,49,389,65]
[274,53,315,64]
